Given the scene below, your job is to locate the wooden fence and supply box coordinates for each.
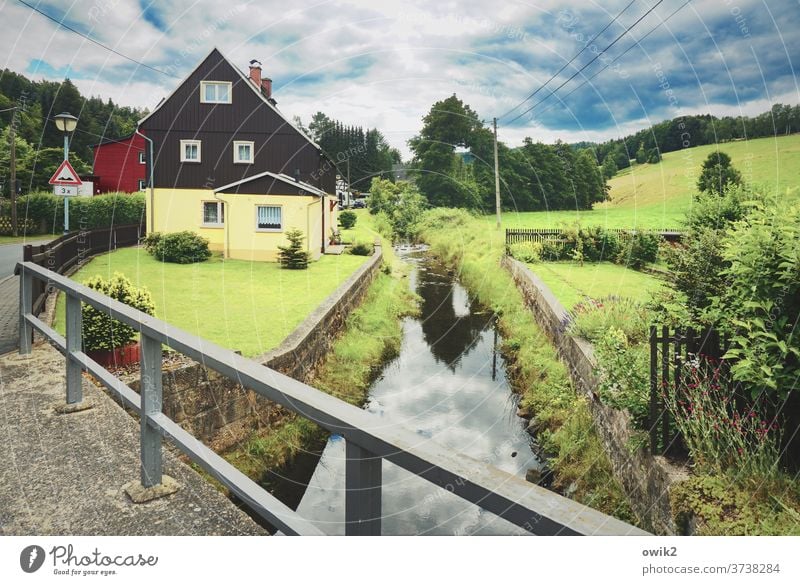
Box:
[0,216,38,235]
[648,326,730,455]
[505,227,684,250]
[21,223,144,315]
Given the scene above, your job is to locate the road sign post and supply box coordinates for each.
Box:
[48,160,83,234]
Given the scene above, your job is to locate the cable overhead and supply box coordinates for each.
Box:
[16,0,176,78]
[498,0,639,121]
[535,0,693,119]
[505,0,667,126]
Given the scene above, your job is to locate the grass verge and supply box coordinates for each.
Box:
[418,208,636,524]
[53,247,368,357]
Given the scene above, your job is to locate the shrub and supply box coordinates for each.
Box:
[371,211,394,240]
[82,273,155,351]
[666,360,781,479]
[697,151,742,196]
[593,327,650,428]
[509,241,542,263]
[540,239,564,261]
[616,232,659,269]
[338,210,357,230]
[278,228,311,269]
[147,231,211,264]
[349,240,373,256]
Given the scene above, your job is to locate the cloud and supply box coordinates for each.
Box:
[1,0,797,159]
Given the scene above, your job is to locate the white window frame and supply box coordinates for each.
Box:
[138,151,146,164]
[200,80,232,104]
[233,140,254,164]
[138,179,147,191]
[202,200,224,228]
[255,204,283,232]
[180,139,201,163]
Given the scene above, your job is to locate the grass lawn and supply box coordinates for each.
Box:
[55,248,369,357]
[504,134,800,230]
[531,261,664,310]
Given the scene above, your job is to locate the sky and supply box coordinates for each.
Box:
[1,0,798,159]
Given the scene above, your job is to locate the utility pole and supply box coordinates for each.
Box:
[493,117,501,229]
[9,113,17,236]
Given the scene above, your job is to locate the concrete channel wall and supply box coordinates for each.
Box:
[501,256,686,535]
[128,246,384,452]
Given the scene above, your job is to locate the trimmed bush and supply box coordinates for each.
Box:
[82,273,155,351]
[349,240,374,256]
[338,210,357,229]
[1,192,145,234]
[278,228,311,269]
[146,231,211,264]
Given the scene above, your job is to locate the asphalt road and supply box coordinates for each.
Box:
[0,239,52,278]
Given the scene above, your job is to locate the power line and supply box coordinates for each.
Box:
[534,0,693,120]
[505,0,667,126]
[15,0,176,78]
[498,0,639,121]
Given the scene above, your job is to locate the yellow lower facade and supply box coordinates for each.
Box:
[146,188,336,262]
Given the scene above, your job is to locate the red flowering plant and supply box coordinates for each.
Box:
[666,354,782,480]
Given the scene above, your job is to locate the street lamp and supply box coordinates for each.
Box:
[53,112,78,234]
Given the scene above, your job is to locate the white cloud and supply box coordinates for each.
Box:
[1,0,796,160]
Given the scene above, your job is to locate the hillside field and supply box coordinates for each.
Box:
[504,134,800,230]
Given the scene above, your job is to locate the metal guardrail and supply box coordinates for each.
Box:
[21,223,144,315]
[17,261,649,536]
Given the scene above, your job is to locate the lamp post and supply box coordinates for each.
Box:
[53,112,78,234]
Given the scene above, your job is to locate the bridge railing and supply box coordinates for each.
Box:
[17,261,649,536]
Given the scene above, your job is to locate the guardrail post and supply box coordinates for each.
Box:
[345,440,382,535]
[140,333,163,488]
[65,293,83,404]
[18,267,33,355]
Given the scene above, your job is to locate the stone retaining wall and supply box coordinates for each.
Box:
[129,247,384,452]
[502,256,687,535]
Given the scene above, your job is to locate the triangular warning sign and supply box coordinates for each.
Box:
[48,160,83,186]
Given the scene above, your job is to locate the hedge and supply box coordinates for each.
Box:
[0,192,145,234]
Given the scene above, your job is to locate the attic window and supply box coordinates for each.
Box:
[200,81,232,104]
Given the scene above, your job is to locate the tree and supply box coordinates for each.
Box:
[635,142,647,164]
[697,151,742,196]
[601,154,618,180]
[277,229,310,269]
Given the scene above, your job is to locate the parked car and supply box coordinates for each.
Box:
[353,199,366,209]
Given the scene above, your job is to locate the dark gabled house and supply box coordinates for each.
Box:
[138,48,338,261]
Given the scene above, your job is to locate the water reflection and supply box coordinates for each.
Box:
[295,248,542,535]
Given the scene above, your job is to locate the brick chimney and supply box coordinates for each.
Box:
[248,59,262,88]
[262,77,272,100]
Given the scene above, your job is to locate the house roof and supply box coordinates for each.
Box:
[213,170,327,197]
[137,47,321,151]
[90,131,140,149]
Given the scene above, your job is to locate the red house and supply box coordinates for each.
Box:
[91,132,147,194]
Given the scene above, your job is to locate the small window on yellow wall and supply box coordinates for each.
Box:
[202,201,224,226]
[256,205,281,231]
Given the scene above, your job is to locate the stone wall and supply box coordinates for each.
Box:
[129,246,384,452]
[501,256,687,535]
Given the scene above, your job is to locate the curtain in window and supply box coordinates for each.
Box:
[185,143,198,160]
[257,206,281,230]
[238,144,250,161]
[203,202,219,224]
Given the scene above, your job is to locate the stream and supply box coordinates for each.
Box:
[291,246,545,534]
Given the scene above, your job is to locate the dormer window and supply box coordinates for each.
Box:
[200,81,232,104]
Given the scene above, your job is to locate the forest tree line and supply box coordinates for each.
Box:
[0,70,146,194]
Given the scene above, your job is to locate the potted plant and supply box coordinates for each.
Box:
[82,273,156,367]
